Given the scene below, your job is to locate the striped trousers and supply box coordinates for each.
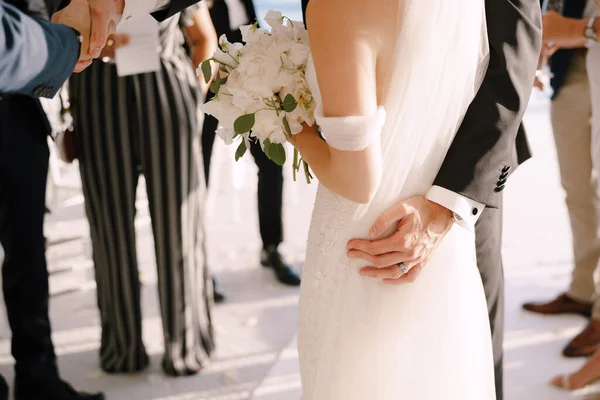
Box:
[69,58,214,376]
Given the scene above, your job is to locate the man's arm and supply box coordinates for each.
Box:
[429,0,542,211]
[150,0,197,21]
[345,0,543,284]
[0,2,80,98]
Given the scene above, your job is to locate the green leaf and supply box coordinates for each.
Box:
[282,94,298,113]
[282,116,292,137]
[267,143,286,166]
[210,78,221,94]
[234,114,255,134]
[235,140,247,161]
[201,60,212,84]
[263,138,272,156]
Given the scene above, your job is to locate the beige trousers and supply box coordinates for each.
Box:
[551,54,600,318]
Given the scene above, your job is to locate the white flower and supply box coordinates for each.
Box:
[212,47,234,71]
[240,23,267,44]
[265,10,283,29]
[216,126,235,145]
[269,128,287,144]
[252,109,281,142]
[285,42,310,68]
[213,34,244,71]
[203,9,316,169]
[234,50,284,98]
[201,92,241,130]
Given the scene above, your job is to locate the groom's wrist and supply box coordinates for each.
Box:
[426,186,484,231]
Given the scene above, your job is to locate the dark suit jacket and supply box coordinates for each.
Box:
[0,1,79,98]
[207,0,257,39]
[301,0,542,209]
[433,0,541,208]
[152,0,206,21]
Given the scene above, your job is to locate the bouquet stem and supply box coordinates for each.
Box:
[293,148,299,182]
[291,149,312,184]
[303,160,312,184]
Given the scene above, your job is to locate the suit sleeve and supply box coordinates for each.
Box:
[432,0,542,208]
[0,2,79,98]
[151,0,198,21]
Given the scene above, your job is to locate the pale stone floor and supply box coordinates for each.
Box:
[0,65,597,400]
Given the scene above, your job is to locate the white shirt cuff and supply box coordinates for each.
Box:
[121,0,169,23]
[426,186,485,231]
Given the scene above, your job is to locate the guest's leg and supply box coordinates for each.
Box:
[249,141,300,286]
[0,97,58,382]
[200,93,225,303]
[137,68,214,376]
[71,64,148,373]
[474,200,504,400]
[201,91,218,186]
[249,140,283,249]
[551,57,599,305]
[539,56,600,358]
[0,375,6,400]
[522,56,598,326]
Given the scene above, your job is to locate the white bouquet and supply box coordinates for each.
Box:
[198,10,315,182]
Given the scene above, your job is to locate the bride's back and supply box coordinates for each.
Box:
[306,0,488,228]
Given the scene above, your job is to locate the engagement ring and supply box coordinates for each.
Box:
[398,262,409,274]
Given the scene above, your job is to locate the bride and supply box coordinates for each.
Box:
[287,0,495,398]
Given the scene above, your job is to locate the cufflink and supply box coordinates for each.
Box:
[451,212,462,223]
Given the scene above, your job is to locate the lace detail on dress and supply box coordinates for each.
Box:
[298,186,358,398]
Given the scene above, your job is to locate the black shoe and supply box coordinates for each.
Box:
[261,246,301,286]
[14,377,104,400]
[212,278,226,304]
[0,375,7,400]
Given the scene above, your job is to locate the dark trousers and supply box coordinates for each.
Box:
[0,96,58,382]
[474,197,504,400]
[202,95,284,248]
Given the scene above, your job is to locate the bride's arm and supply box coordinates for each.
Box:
[292,3,382,204]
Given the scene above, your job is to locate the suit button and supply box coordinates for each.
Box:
[472,208,479,216]
[497,178,507,186]
[502,166,511,173]
[499,172,508,180]
[494,185,505,193]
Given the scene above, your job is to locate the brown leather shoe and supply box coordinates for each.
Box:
[522,293,592,318]
[563,320,600,358]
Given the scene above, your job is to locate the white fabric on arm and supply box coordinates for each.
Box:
[315,106,387,151]
[426,185,485,231]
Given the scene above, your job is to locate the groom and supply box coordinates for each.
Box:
[297,1,542,399]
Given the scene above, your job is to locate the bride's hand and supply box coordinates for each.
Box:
[346,196,454,284]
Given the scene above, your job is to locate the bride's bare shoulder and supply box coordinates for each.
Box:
[306,0,396,41]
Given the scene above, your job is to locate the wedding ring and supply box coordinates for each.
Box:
[398,262,409,274]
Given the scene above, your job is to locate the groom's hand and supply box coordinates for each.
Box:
[346,196,453,284]
[86,0,125,58]
[51,0,93,72]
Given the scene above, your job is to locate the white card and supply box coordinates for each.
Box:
[115,15,161,77]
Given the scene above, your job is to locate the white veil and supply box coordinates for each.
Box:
[302,0,493,398]
[354,0,490,226]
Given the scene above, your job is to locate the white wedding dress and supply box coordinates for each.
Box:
[297,1,496,399]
